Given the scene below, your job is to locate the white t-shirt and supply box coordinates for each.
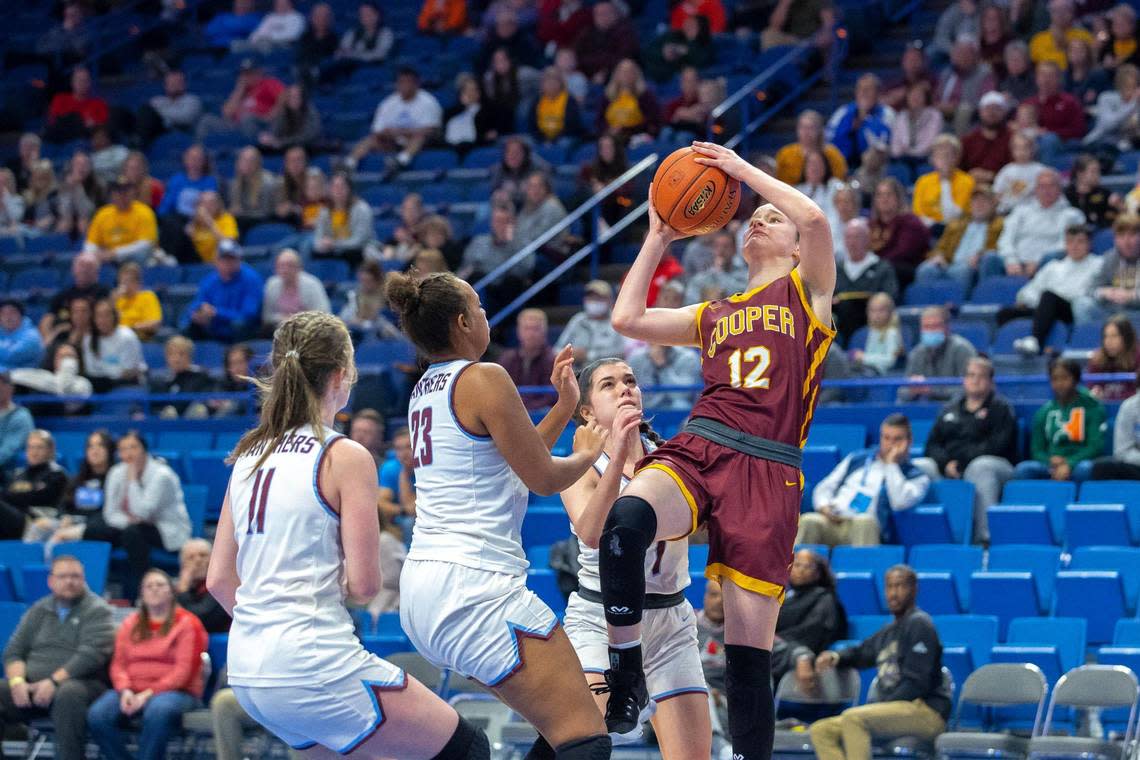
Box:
[249,10,305,44]
[370,90,443,133]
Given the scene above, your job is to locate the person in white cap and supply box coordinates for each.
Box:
[961,91,1012,184]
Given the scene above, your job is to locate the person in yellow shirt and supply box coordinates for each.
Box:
[112,261,163,340]
[1029,0,1095,68]
[83,177,158,264]
[185,190,238,263]
[775,109,848,185]
[912,134,975,225]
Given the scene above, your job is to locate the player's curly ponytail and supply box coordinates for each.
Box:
[575,358,665,446]
[228,311,355,472]
[386,271,469,356]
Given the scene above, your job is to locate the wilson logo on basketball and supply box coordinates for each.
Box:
[685,182,715,217]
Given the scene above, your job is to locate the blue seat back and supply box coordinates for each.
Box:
[909,544,982,606]
[1008,617,1087,674]
[1002,480,1076,539]
[182,484,208,538]
[0,601,28,648]
[969,571,1040,639]
[1064,504,1131,548]
[987,545,1062,612]
[1053,571,1125,645]
[934,614,999,667]
[806,424,867,456]
[835,572,882,615]
[1070,547,1140,611]
[0,542,48,601]
[1078,480,1140,539]
[186,452,234,521]
[916,572,962,614]
[521,508,571,550]
[1115,619,1140,645]
[846,614,889,640]
[802,446,840,483]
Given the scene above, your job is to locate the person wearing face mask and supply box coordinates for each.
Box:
[832,219,899,344]
[558,280,627,367]
[899,306,977,402]
[10,343,93,402]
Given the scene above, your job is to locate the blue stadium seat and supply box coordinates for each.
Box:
[376,611,402,637]
[521,509,571,549]
[997,480,1076,542]
[155,430,213,451]
[19,566,48,602]
[1092,225,1116,254]
[685,573,707,610]
[0,567,16,602]
[1052,571,1125,645]
[0,542,48,601]
[993,319,1067,354]
[836,572,883,615]
[968,277,1029,306]
[526,544,550,570]
[309,259,351,285]
[1114,619,1140,645]
[1069,546,1140,612]
[214,431,244,451]
[1078,480,1140,541]
[182,484,208,539]
[193,341,227,370]
[846,615,889,640]
[186,451,234,521]
[362,632,410,659]
[142,266,182,290]
[1067,322,1103,351]
[462,146,502,169]
[10,269,58,292]
[24,233,73,254]
[987,545,1062,612]
[0,601,28,648]
[987,505,1054,545]
[526,569,566,616]
[934,614,999,670]
[910,419,935,450]
[410,149,459,172]
[995,618,1087,685]
[688,544,709,571]
[805,424,867,456]
[1064,503,1132,548]
[355,339,416,366]
[801,445,840,483]
[903,282,966,307]
[970,572,1041,639]
[831,546,905,578]
[949,321,991,352]
[1096,619,1140,680]
[895,480,975,546]
[243,222,296,246]
[52,542,109,595]
[909,545,982,607]
[916,572,962,614]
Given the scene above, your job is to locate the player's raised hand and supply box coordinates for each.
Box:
[647,184,687,244]
[611,406,643,464]
[574,420,610,461]
[691,141,753,182]
[550,343,579,409]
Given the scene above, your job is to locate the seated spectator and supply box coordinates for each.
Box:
[759,0,835,50]
[175,539,230,633]
[497,308,557,412]
[529,67,585,143]
[628,341,700,410]
[796,151,844,222]
[834,219,900,344]
[262,249,331,332]
[35,3,89,71]
[1090,366,1140,479]
[417,0,468,34]
[41,254,109,344]
[998,168,1086,277]
[380,193,425,263]
[336,2,393,66]
[87,569,206,760]
[22,160,61,234]
[560,280,626,366]
[575,1,639,83]
[41,294,94,370]
[205,0,262,49]
[347,408,386,465]
[82,298,146,391]
[962,92,1013,184]
[273,145,308,226]
[1066,153,1120,228]
[799,415,930,546]
[312,172,375,266]
[11,343,93,407]
[1065,37,1110,108]
[93,133,126,181]
[5,133,40,193]
[346,67,442,172]
[661,66,707,138]
[900,306,978,402]
[157,145,221,260]
[45,66,108,143]
[185,191,238,264]
[644,15,713,83]
[0,300,44,370]
[444,74,497,153]
[1016,357,1106,481]
[1000,39,1036,102]
[869,178,929,288]
[580,133,632,227]
[685,231,747,304]
[83,176,158,266]
[340,261,399,339]
[597,59,661,141]
[931,0,980,61]
[227,147,279,233]
[774,549,847,692]
[1084,63,1140,147]
[1083,215,1140,322]
[111,263,162,341]
[917,184,1003,292]
[809,567,950,760]
[56,151,103,239]
[137,70,202,146]
[884,45,938,112]
[775,108,852,183]
[993,130,1046,213]
[491,137,550,206]
[935,35,996,134]
[258,84,322,153]
[209,343,257,418]
[122,152,164,210]
[826,74,894,168]
[516,171,568,252]
[0,371,34,476]
[890,82,943,166]
[1099,3,1140,71]
[32,429,114,545]
[296,3,338,84]
[1026,61,1087,141]
[0,431,67,539]
[0,555,114,760]
[197,62,285,141]
[299,167,327,231]
[180,242,264,343]
[1030,0,1095,69]
[458,203,528,312]
[84,433,191,596]
[912,134,975,226]
[916,357,1017,543]
[378,427,415,524]
[481,49,524,140]
[1088,314,1140,400]
[247,0,304,49]
[851,293,905,374]
[0,170,24,236]
[477,7,542,72]
[670,0,726,34]
[538,0,591,52]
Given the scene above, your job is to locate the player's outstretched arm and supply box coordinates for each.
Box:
[560,406,642,548]
[206,487,240,615]
[611,193,702,347]
[692,141,836,314]
[455,363,609,495]
[326,438,382,604]
[534,344,579,450]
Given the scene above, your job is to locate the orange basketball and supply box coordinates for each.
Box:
[651,147,741,235]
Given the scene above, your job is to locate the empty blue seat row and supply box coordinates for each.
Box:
[991,480,1140,547]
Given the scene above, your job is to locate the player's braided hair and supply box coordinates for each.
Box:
[574,357,664,446]
[228,311,355,472]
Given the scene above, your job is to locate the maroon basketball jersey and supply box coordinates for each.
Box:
[692,268,836,448]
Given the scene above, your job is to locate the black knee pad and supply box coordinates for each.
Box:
[725,644,774,760]
[553,734,612,760]
[432,717,490,760]
[523,735,556,760]
[598,495,657,627]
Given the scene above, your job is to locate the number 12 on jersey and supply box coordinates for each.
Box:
[727,346,772,389]
[247,467,275,534]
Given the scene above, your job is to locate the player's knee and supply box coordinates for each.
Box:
[602,495,658,550]
[431,717,489,760]
[810,716,839,742]
[553,734,612,760]
[839,707,867,731]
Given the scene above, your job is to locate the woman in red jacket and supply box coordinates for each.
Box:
[86,569,207,760]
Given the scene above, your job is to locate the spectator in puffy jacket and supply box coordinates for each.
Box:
[0,430,68,540]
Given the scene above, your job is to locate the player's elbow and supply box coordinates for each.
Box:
[799,206,829,234]
[347,568,382,603]
[579,527,602,550]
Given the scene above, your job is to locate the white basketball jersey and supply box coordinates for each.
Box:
[406,360,529,575]
[226,425,359,687]
[574,440,690,595]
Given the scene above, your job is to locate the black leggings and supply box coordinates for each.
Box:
[997,290,1074,348]
[84,517,164,600]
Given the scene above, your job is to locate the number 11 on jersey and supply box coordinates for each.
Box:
[247,467,275,535]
